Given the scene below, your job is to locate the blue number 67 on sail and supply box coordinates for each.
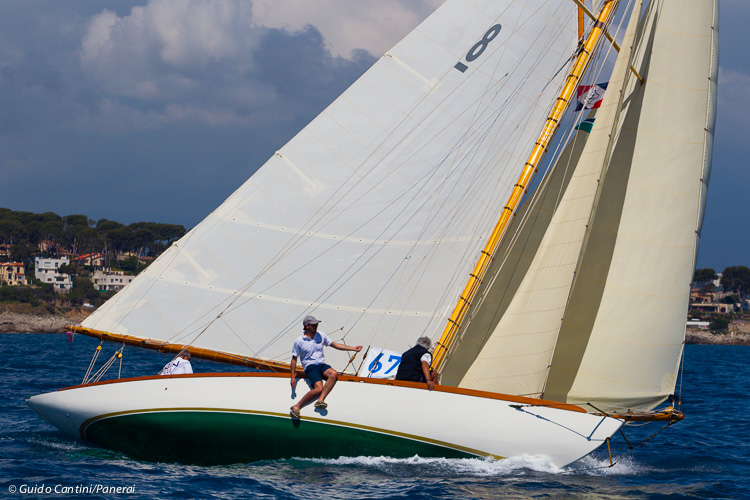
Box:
[361,348,402,379]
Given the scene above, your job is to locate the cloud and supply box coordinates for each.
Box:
[77,0,377,133]
[251,0,444,57]
[0,0,384,225]
[80,1,259,102]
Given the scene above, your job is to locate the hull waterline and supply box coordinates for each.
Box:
[27,373,622,466]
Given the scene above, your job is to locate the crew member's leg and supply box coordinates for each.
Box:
[317,367,338,404]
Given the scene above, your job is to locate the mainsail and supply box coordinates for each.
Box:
[454,0,718,413]
[79,1,579,371]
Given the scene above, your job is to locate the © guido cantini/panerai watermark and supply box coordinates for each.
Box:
[8,483,136,495]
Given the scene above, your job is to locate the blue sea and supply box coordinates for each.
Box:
[1,333,748,499]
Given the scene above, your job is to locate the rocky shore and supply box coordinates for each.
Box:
[685,329,750,345]
[0,307,91,334]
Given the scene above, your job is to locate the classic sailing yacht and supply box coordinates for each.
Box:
[28,0,718,467]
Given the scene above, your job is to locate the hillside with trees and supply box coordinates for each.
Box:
[0,208,186,310]
[0,209,185,263]
[691,266,750,334]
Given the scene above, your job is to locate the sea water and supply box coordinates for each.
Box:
[1,333,748,499]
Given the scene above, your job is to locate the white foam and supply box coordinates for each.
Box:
[295,452,655,477]
[28,437,89,452]
[296,454,566,476]
[565,454,646,476]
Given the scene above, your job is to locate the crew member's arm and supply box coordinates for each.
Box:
[330,342,363,352]
[421,361,435,391]
[290,355,298,388]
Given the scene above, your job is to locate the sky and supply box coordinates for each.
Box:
[0,0,746,272]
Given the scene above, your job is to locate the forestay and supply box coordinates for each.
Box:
[81,0,578,371]
[459,0,718,413]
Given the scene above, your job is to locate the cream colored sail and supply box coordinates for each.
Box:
[81,0,578,370]
[440,111,596,387]
[543,0,719,411]
[459,0,718,412]
[458,0,643,398]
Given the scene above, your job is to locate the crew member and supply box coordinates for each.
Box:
[289,315,362,418]
[395,336,438,390]
[160,349,193,375]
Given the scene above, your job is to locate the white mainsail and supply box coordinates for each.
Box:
[458,0,718,412]
[81,0,579,370]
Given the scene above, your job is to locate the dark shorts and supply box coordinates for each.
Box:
[304,363,333,385]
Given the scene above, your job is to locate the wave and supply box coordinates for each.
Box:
[295,452,652,477]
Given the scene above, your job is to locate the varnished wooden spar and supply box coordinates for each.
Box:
[609,407,685,422]
[67,325,297,373]
[65,326,592,415]
[432,0,622,371]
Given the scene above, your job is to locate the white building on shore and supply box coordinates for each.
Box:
[92,268,134,292]
[35,257,72,294]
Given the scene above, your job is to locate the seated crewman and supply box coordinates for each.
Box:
[159,349,193,375]
[395,336,439,391]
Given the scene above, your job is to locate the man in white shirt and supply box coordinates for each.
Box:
[289,315,362,418]
[160,349,193,375]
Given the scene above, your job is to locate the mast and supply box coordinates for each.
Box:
[431,0,621,372]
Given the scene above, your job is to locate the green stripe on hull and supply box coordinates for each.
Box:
[84,411,475,465]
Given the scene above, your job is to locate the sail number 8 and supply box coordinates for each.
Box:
[455,24,502,73]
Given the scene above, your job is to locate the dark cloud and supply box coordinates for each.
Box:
[253,26,375,117]
[0,1,375,228]
[0,0,746,270]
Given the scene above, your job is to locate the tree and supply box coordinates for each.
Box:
[721,294,739,304]
[709,314,730,332]
[721,266,750,296]
[0,219,26,245]
[69,277,100,305]
[693,268,716,283]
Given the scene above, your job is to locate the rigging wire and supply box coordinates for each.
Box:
[83,2,595,372]
[83,344,126,385]
[290,0,580,356]
[438,24,601,370]
[82,342,103,385]
[213,5,580,362]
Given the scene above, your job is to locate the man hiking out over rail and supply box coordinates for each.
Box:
[289,315,362,418]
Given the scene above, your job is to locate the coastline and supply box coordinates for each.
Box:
[685,330,750,346]
[0,308,91,334]
[1,308,749,344]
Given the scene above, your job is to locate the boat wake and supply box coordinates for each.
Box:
[566,454,646,476]
[298,454,557,476]
[297,453,647,477]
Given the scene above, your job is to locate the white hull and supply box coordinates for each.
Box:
[28,373,622,467]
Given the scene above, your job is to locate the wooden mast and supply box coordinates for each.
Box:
[431,0,621,372]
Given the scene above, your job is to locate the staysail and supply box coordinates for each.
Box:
[79,0,579,371]
[454,0,718,412]
[440,108,596,387]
